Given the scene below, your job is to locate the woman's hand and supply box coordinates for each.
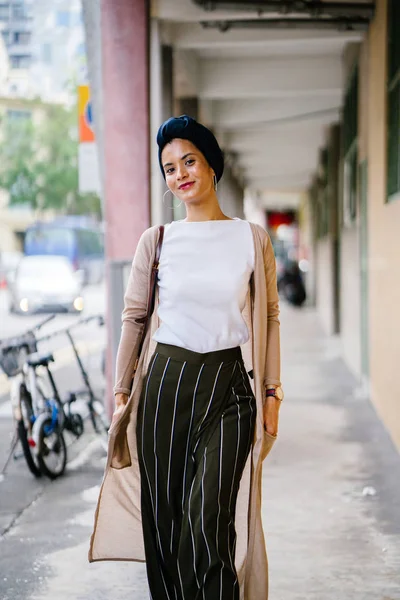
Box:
[112,393,129,424]
[115,392,129,410]
[263,396,281,437]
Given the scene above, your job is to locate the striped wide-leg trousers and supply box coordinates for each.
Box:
[136,343,256,600]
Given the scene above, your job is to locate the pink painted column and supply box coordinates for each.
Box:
[101,0,150,414]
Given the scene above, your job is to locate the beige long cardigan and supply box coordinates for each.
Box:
[88,222,281,600]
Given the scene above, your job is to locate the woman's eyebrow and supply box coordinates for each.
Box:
[163,152,196,169]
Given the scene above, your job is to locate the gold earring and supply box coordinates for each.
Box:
[213,174,218,192]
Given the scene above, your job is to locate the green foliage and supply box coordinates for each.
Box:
[0,102,102,217]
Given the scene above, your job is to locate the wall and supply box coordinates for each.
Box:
[315,124,341,337]
[340,227,361,375]
[298,193,315,305]
[367,0,400,449]
[339,44,362,377]
[316,237,335,335]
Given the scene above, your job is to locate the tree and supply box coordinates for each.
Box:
[0,101,101,218]
[0,117,38,206]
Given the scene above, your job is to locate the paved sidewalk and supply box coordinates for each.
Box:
[264,303,400,600]
[2,302,399,600]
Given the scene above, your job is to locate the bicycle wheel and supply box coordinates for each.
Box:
[37,418,67,479]
[17,389,41,478]
[17,419,41,478]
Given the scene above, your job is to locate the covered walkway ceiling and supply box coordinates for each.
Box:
[153,0,374,209]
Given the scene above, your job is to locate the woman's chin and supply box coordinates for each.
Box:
[178,191,203,205]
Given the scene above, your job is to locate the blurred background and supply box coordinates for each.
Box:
[0,0,106,446]
[0,0,397,448]
[0,2,399,599]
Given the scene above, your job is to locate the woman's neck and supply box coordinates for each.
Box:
[184,199,230,222]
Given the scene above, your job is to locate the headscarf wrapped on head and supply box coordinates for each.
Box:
[157,115,224,182]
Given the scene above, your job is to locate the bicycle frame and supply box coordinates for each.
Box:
[65,329,97,401]
[37,314,105,417]
[10,361,58,446]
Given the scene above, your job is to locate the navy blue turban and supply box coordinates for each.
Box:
[157,115,224,182]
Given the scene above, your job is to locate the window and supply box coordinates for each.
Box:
[2,30,9,44]
[316,148,330,238]
[24,228,74,256]
[14,31,31,45]
[56,10,70,27]
[41,42,52,64]
[76,42,85,57]
[0,4,9,20]
[77,230,103,256]
[387,0,400,198]
[7,109,31,120]
[10,54,30,69]
[12,3,26,19]
[342,66,358,225]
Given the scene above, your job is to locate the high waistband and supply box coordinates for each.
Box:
[155,343,242,366]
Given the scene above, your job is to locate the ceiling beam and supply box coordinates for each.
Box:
[168,22,363,48]
[191,1,375,20]
[227,121,329,151]
[249,175,311,192]
[199,55,342,99]
[256,190,303,209]
[211,96,341,127]
[200,17,369,32]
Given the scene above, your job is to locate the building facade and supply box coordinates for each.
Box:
[80,0,400,451]
[0,0,85,102]
[311,0,400,448]
[0,0,33,70]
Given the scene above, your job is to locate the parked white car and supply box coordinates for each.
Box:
[0,250,23,289]
[8,255,84,315]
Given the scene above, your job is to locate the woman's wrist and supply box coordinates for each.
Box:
[115,392,128,409]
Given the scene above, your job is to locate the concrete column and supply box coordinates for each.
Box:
[150,19,175,225]
[218,164,245,218]
[101,0,150,413]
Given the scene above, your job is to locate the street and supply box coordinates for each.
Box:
[0,282,121,599]
[0,299,399,600]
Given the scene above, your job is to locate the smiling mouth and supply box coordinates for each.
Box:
[179,182,195,190]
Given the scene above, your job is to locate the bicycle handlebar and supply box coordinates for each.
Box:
[0,314,56,351]
[36,314,104,343]
[32,314,56,331]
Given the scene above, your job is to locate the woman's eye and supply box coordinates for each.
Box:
[165,167,174,174]
[186,159,195,166]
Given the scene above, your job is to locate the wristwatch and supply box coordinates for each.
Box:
[265,386,284,401]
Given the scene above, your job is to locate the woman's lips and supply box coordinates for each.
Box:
[178,181,195,190]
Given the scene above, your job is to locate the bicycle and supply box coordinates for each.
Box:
[37,314,109,450]
[1,314,108,479]
[0,316,84,479]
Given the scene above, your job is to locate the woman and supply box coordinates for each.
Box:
[89,115,283,600]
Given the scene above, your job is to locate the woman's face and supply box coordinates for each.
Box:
[161,138,214,204]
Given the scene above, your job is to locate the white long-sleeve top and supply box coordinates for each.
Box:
[152,218,255,353]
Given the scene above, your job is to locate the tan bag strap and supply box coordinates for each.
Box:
[136,225,164,362]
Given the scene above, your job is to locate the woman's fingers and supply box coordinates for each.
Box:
[263,397,280,436]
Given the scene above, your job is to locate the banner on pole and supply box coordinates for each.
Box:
[78,85,101,194]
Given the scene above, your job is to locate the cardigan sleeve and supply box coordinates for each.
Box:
[113,228,155,397]
[263,232,282,388]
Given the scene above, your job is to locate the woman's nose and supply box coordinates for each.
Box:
[176,164,188,180]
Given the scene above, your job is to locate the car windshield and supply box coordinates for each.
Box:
[18,259,72,279]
